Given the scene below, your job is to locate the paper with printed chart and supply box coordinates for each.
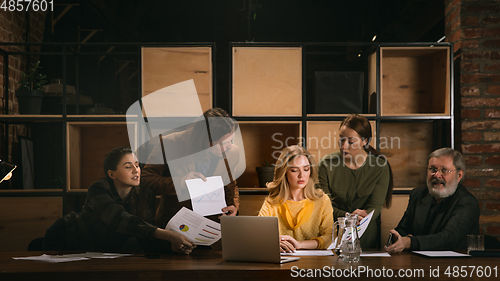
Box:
[165,207,222,246]
[186,176,227,216]
[356,210,374,237]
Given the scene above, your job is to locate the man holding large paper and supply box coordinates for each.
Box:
[141,108,244,229]
[386,148,479,253]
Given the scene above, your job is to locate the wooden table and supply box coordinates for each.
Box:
[1,249,499,280]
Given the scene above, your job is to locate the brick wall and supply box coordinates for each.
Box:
[0,11,47,162]
[445,0,500,238]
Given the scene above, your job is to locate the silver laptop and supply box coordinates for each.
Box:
[221,216,300,264]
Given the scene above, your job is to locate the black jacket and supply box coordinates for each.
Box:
[395,184,479,250]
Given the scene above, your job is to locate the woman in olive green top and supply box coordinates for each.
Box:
[318,114,393,249]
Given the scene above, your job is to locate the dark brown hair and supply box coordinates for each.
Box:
[340,114,394,208]
[103,147,153,220]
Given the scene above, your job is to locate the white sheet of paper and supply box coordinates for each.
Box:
[413,251,471,257]
[281,250,334,256]
[13,254,89,263]
[165,207,222,246]
[357,210,374,237]
[77,252,133,259]
[360,251,392,257]
[186,176,227,216]
[12,252,132,263]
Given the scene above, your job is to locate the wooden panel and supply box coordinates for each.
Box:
[380,47,450,116]
[368,52,377,113]
[67,122,136,190]
[239,194,268,216]
[238,122,301,188]
[233,47,302,116]
[0,197,62,251]
[307,121,376,163]
[431,50,451,116]
[380,194,409,246]
[67,123,81,191]
[142,47,212,113]
[380,123,433,188]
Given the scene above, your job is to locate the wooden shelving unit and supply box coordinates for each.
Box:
[230,43,454,246]
[0,42,453,250]
[0,43,215,250]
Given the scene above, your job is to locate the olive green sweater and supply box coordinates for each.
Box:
[317,151,390,249]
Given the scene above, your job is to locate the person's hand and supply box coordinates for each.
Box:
[182,171,207,182]
[154,229,196,254]
[170,231,196,255]
[220,205,237,216]
[181,172,207,189]
[280,235,299,253]
[351,209,368,223]
[385,229,411,254]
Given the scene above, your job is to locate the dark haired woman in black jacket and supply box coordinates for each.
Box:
[43,147,195,254]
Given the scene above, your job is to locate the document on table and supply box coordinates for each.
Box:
[165,207,222,246]
[12,252,132,263]
[186,176,227,216]
[281,250,334,256]
[360,251,391,257]
[412,251,471,258]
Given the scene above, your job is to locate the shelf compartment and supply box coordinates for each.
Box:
[142,47,212,113]
[67,122,137,190]
[307,121,376,163]
[379,47,450,116]
[0,122,63,190]
[237,122,301,188]
[232,47,302,116]
[380,122,434,188]
[0,196,62,251]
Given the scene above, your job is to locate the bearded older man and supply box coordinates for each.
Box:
[385,148,479,253]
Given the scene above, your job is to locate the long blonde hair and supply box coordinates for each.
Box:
[266,145,323,204]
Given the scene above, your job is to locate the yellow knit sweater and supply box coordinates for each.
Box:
[258,194,333,249]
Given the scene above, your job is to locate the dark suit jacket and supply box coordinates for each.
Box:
[395,184,479,251]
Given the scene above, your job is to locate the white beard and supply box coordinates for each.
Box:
[427,176,459,199]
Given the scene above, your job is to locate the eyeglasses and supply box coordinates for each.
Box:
[428,167,457,175]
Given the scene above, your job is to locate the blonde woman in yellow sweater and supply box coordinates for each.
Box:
[258,145,333,252]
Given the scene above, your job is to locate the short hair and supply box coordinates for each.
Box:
[428,148,466,174]
[203,108,238,143]
[266,145,323,204]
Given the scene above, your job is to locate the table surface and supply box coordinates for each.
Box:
[1,249,499,280]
